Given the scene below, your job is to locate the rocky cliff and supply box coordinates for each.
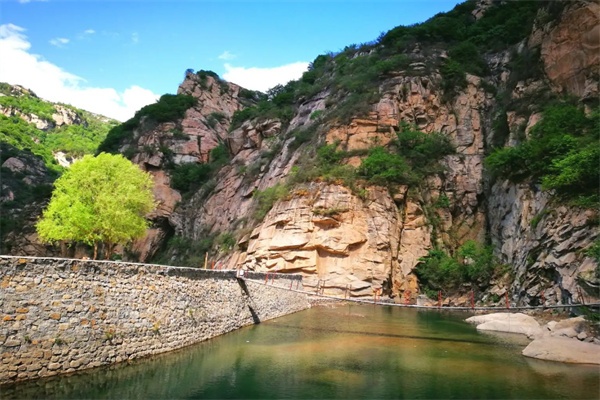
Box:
[4,1,598,307]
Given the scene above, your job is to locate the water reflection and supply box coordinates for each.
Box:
[4,305,599,399]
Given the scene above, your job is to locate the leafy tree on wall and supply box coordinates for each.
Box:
[36,153,156,259]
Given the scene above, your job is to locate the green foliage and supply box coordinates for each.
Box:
[238,88,265,102]
[433,194,450,209]
[222,0,545,138]
[309,110,324,121]
[358,147,415,185]
[290,123,453,197]
[457,240,496,282]
[415,240,499,292]
[209,143,230,167]
[253,184,290,221]
[96,118,138,154]
[288,125,317,151]
[216,232,236,252]
[506,47,543,88]
[171,128,189,140]
[448,41,486,75]
[196,70,221,90]
[0,82,13,95]
[585,239,600,263]
[317,143,345,166]
[153,234,216,268]
[169,143,230,195]
[0,115,60,172]
[137,94,196,123]
[396,124,455,172]
[379,1,538,51]
[440,59,467,95]
[170,163,211,193]
[0,91,56,120]
[0,89,114,169]
[357,124,454,186]
[229,96,293,131]
[36,153,155,259]
[98,94,196,154]
[486,103,599,205]
[43,119,116,157]
[530,209,548,230]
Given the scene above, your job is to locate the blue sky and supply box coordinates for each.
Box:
[0,0,461,120]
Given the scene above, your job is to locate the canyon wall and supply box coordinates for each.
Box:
[3,1,598,307]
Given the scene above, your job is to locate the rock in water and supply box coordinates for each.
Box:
[465,312,543,337]
[522,336,600,364]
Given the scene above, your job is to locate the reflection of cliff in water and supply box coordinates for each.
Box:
[4,305,599,399]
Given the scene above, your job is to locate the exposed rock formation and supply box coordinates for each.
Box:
[236,183,399,297]
[0,144,56,256]
[488,182,598,305]
[522,336,600,364]
[467,313,600,364]
[3,2,598,307]
[536,1,599,98]
[121,73,247,260]
[0,89,84,131]
[116,1,599,303]
[466,313,543,337]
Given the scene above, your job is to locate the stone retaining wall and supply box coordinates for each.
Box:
[0,256,309,385]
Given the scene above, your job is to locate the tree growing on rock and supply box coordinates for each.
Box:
[36,153,155,259]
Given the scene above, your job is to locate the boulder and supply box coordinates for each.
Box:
[466,312,543,337]
[522,336,600,364]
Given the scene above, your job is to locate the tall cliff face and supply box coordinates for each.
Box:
[107,72,249,261]
[486,0,599,306]
[117,0,598,305]
[7,1,598,307]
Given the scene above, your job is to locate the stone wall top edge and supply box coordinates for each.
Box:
[0,255,302,280]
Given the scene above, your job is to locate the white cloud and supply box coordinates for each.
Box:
[223,61,309,93]
[131,32,139,44]
[49,37,69,47]
[218,51,236,61]
[18,0,48,3]
[84,29,95,35]
[0,24,159,122]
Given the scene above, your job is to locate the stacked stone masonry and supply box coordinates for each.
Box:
[0,256,309,385]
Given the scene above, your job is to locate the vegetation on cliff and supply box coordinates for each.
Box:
[486,102,599,207]
[170,144,230,195]
[415,241,505,296]
[98,94,196,154]
[0,83,117,171]
[227,0,546,134]
[36,153,155,259]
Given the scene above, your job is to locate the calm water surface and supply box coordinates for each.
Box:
[4,304,599,399]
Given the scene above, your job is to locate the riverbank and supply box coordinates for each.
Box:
[466,311,600,364]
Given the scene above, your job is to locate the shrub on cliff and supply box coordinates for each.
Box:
[97,94,196,155]
[36,153,156,259]
[415,240,499,293]
[485,103,599,206]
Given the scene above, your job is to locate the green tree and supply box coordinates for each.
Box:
[36,153,155,259]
